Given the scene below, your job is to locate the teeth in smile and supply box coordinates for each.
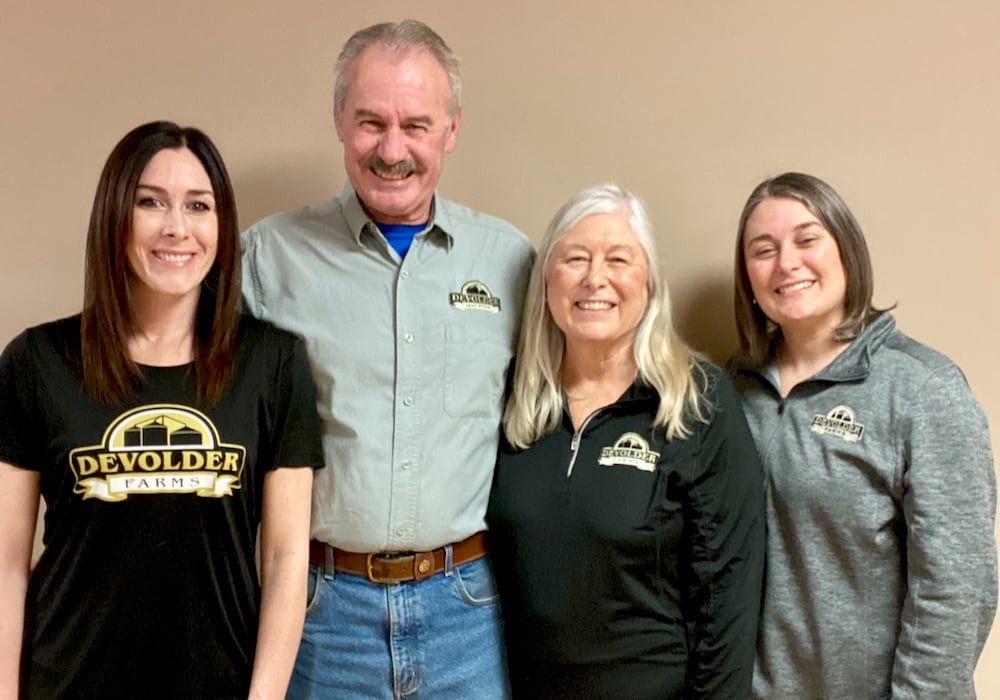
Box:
[578,301,613,310]
[372,169,409,180]
[155,252,194,263]
[778,280,813,294]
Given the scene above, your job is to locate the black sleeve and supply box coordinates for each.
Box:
[684,370,765,699]
[267,334,325,471]
[0,330,42,470]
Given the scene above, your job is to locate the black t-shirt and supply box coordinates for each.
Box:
[0,314,324,699]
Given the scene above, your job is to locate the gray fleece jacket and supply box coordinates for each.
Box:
[729,312,996,699]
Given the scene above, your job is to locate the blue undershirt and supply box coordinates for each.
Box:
[375,222,425,259]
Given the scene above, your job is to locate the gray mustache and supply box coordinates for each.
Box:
[366,156,417,177]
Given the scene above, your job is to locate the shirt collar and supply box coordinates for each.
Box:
[731,311,896,385]
[620,379,659,404]
[813,311,894,382]
[340,183,455,250]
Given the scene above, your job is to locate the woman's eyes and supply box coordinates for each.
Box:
[134,198,212,212]
[749,237,820,258]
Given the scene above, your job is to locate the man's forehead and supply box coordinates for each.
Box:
[348,45,447,86]
[341,46,451,117]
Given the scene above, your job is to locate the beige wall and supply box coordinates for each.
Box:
[3,0,998,692]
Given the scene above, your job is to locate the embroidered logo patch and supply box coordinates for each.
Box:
[810,405,865,442]
[449,281,501,313]
[597,432,660,472]
[68,404,247,502]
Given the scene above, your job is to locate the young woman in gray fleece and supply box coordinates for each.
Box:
[728,171,996,700]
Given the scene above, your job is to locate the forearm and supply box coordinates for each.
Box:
[247,549,308,700]
[248,466,313,700]
[687,530,764,698]
[890,503,996,698]
[0,572,28,700]
[891,545,996,698]
[0,463,40,700]
[687,377,766,698]
[891,367,997,698]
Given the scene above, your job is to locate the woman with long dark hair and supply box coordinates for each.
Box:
[0,121,324,699]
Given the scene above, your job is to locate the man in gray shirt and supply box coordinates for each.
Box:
[241,19,533,699]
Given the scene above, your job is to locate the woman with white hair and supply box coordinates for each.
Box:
[486,184,765,699]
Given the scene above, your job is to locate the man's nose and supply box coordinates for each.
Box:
[377,127,407,164]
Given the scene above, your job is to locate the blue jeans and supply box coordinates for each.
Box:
[286,552,510,699]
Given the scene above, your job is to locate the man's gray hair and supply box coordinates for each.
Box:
[334,19,462,116]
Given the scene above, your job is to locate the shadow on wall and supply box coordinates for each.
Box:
[674,272,738,365]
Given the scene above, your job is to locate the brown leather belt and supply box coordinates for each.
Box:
[309,532,488,584]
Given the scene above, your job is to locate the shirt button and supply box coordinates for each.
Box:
[400,270,410,279]
[400,461,411,470]
[396,526,408,536]
[404,332,414,343]
[403,396,414,406]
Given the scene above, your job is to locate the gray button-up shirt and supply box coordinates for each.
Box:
[241,185,534,552]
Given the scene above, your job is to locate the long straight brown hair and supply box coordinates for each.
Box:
[81,121,241,405]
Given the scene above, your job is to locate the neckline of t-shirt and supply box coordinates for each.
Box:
[137,362,194,371]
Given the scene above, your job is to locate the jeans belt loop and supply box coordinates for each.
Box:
[443,543,455,577]
[324,543,335,581]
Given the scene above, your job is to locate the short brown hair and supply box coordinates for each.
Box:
[81,120,241,405]
[733,172,887,365]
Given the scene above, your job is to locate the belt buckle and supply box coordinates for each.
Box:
[366,552,404,584]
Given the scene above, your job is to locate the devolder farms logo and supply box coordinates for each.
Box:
[69,404,246,502]
[449,280,501,313]
[598,432,660,472]
[811,404,865,443]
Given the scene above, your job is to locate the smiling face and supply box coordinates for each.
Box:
[126,147,218,309]
[742,196,847,339]
[545,211,650,354]
[334,44,461,225]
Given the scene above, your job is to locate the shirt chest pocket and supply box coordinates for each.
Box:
[443,324,512,419]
